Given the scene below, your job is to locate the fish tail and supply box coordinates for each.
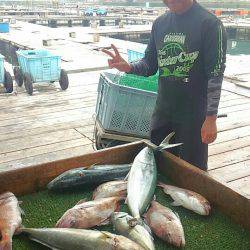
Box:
[114,197,125,212]
[156,132,183,151]
[0,233,12,250]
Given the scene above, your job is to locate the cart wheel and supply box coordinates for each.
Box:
[59,69,69,90]
[13,66,23,87]
[3,70,13,93]
[23,73,33,95]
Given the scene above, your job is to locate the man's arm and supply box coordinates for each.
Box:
[129,22,158,77]
[201,19,227,144]
[204,19,227,116]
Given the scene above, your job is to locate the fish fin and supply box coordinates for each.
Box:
[141,219,153,235]
[29,237,59,249]
[124,171,130,181]
[18,206,25,216]
[98,218,110,226]
[114,202,121,212]
[171,201,181,207]
[157,181,166,188]
[88,163,98,169]
[100,231,113,239]
[76,198,87,205]
[174,211,181,219]
[160,132,175,145]
[14,226,24,235]
[157,143,183,151]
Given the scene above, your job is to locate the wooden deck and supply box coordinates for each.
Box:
[0,70,249,199]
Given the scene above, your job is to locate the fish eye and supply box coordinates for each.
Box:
[70,219,76,227]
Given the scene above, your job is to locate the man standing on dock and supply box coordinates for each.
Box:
[102,0,227,171]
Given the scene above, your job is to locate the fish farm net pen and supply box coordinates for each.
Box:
[13,176,250,250]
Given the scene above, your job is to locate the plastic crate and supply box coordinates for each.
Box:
[0,54,4,83]
[127,46,146,62]
[0,23,9,33]
[96,72,157,138]
[16,49,61,82]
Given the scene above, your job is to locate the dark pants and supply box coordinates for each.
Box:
[150,118,208,171]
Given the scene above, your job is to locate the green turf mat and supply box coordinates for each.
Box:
[118,73,158,92]
[13,176,250,250]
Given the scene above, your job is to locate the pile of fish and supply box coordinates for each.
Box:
[0,133,211,250]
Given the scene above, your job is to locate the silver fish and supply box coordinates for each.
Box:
[158,182,211,215]
[93,180,127,200]
[144,201,185,248]
[127,133,181,224]
[111,212,155,250]
[21,228,144,250]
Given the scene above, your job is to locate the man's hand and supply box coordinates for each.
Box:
[102,44,132,72]
[201,115,217,144]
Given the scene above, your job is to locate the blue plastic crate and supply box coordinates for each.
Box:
[96,71,157,138]
[0,23,9,33]
[16,49,61,82]
[0,54,4,83]
[127,46,146,62]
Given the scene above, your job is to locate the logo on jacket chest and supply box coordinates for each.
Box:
[158,33,199,78]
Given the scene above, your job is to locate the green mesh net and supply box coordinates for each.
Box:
[118,72,159,93]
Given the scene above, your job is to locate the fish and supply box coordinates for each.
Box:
[21,228,144,250]
[89,164,132,171]
[158,182,211,215]
[0,192,22,250]
[47,164,131,191]
[144,201,185,248]
[56,197,122,229]
[111,212,155,250]
[93,180,127,200]
[127,132,181,225]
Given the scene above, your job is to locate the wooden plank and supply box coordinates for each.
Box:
[0,143,94,172]
[218,119,250,132]
[214,126,250,144]
[208,146,250,170]
[0,137,91,164]
[218,98,250,108]
[0,129,84,154]
[0,90,97,108]
[0,98,96,121]
[219,103,250,114]
[209,136,250,156]
[217,109,250,122]
[227,176,250,199]
[219,95,246,103]
[217,113,250,126]
[0,115,93,136]
[156,149,250,228]
[0,121,93,142]
[0,107,94,128]
[209,160,250,183]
